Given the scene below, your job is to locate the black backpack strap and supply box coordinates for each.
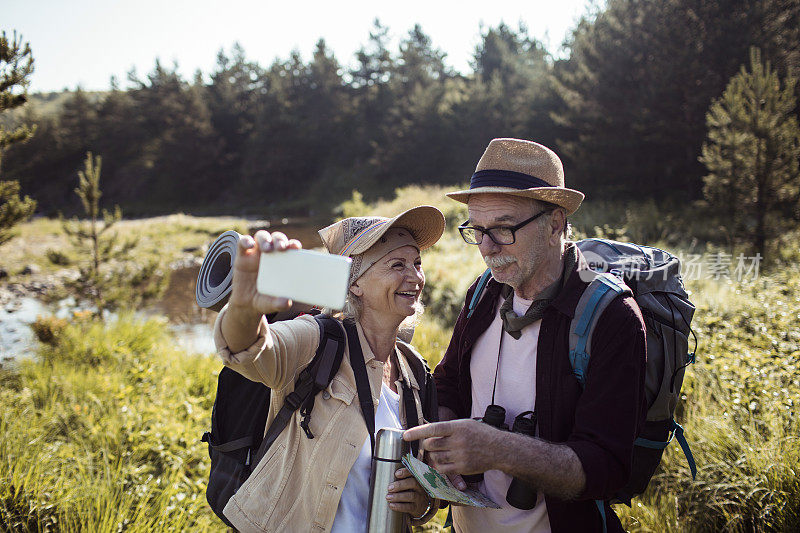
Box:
[396,339,439,424]
[343,319,376,456]
[202,433,257,454]
[252,314,345,466]
[401,382,421,456]
[298,316,347,439]
[395,339,438,456]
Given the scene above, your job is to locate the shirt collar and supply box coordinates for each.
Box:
[355,320,420,391]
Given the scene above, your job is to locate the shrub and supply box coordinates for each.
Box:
[45,248,72,266]
[30,315,68,346]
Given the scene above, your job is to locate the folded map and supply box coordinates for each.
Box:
[401,454,500,508]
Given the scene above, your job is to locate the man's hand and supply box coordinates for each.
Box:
[407,419,588,501]
[403,420,506,477]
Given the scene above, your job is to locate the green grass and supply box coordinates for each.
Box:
[0,214,251,280]
[2,187,800,531]
[0,315,223,532]
[7,271,796,531]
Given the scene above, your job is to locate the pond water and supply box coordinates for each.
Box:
[0,265,216,361]
[0,217,328,362]
[1,296,54,360]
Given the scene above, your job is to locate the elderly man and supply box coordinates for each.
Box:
[404,138,647,532]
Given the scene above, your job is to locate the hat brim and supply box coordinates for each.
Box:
[346,205,446,256]
[446,186,584,216]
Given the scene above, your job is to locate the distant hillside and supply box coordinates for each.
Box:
[0,90,107,130]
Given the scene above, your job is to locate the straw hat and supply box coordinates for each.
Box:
[446,138,584,215]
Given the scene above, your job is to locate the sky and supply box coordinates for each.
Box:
[6,0,600,94]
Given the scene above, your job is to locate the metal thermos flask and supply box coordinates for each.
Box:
[367,428,409,533]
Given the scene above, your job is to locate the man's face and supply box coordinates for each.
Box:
[467,194,550,292]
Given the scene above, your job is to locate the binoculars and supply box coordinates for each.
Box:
[473,404,540,510]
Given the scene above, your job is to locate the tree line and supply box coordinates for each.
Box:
[1,1,799,234]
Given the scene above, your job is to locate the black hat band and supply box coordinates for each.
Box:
[470,169,553,190]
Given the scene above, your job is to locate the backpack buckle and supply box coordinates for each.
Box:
[284,391,303,411]
[300,411,315,439]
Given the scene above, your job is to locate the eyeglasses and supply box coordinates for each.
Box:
[458,210,552,245]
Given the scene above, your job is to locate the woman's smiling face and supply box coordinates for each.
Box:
[351,245,424,322]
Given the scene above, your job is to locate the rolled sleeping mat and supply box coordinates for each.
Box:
[196,230,242,312]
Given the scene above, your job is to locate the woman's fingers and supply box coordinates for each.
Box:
[233,234,259,272]
[230,231,300,313]
[387,490,421,503]
[252,293,291,314]
[269,231,289,251]
[387,488,427,515]
[254,230,292,253]
[388,501,422,514]
[387,468,430,516]
[254,230,273,253]
[387,477,421,494]
[393,468,413,480]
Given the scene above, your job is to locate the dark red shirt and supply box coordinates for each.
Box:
[434,253,647,533]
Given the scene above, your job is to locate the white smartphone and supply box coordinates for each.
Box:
[256,249,352,310]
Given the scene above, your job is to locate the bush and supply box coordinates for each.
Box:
[45,248,72,266]
[30,315,68,346]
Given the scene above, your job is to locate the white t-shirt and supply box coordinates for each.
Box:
[331,381,402,533]
[454,292,551,533]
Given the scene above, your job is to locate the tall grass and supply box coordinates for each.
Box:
[0,315,223,532]
[2,187,799,531]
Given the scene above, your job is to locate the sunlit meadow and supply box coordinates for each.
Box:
[2,186,798,531]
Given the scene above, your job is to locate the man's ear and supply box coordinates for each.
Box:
[549,208,566,245]
[350,283,363,297]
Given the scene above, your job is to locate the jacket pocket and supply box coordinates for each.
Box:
[327,375,355,404]
[231,442,286,530]
[304,376,355,444]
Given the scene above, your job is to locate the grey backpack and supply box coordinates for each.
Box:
[573,238,697,507]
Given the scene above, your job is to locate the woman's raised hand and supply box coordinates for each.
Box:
[227,230,303,317]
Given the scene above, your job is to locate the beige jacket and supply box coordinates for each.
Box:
[213,306,429,533]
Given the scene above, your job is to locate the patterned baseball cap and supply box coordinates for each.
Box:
[318,205,445,285]
[318,205,445,257]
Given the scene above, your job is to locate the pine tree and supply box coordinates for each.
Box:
[0,30,36,244]
[0,179,35,245]
[553,0,798,201]
[700,48,800,260]
[62,152,167,313]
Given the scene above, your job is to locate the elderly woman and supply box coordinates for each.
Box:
[213,206,445,532]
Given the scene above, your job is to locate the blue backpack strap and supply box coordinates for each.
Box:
[595,500,607,533]
[569,274,629,531]
[635,419,697,480]
[569,273,630,387]
[467,269,493,318]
